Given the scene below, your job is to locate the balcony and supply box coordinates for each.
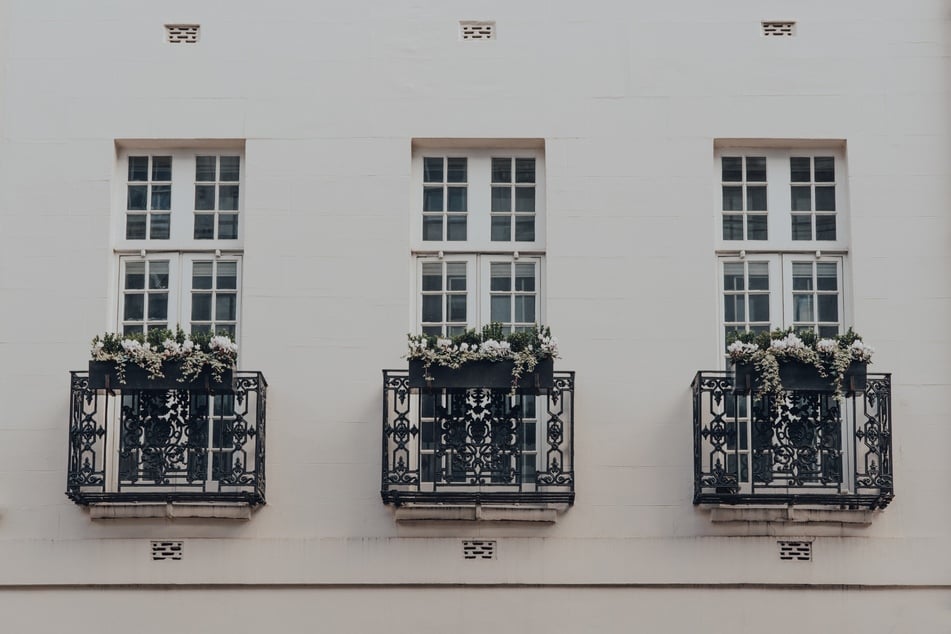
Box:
[67,370,266,515]
[692,371,893,511]
[381,369,575,510]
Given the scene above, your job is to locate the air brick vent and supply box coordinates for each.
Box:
[762,21,796,37]
[151,540,184,561]
[165,24,200,44]
[778,540,812,561]
[460,21,496,41]
[462,540,496,560]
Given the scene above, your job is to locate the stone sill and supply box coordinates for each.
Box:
[88,502,251,520]
[394,504,558,523]
[707,506,873,526]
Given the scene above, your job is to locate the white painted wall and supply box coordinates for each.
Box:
[1,0,949,628]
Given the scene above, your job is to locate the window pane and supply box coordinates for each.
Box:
[149,261,169,289]
[723,263,744,291]
[150,214,170,239]
[423,158,443,182]
[195,185,215,210]
[748,295,769,322]
[446,263,466,290]
[422,216,442,241]
[216,294,237,321]
[191,293,212,320]
[151,184,171,210]
[125,262,146,289]
[220,156,240,181]
[123,294,144,320]
[815,215,836,240]
[746,214,768,240]
[815,186,835,211]
[192,262,213,289]
[722,215,743,239]
[514,216,535,241]
[218,185,238,211]
[423,187,443,212]
[746,157,766,182]
[748,262,769,289]
[446,216,466,240]
[515,158,535,183]
[515,263,535,291]
[446,158,467,183]
[792,263,813,290]
[491,296,511,322]
[194,214,215,239]
[421,263,442,291]
[818,295,838,322]
[491,216,511,241]
[127,186,148,210]
[196,156,217,181]
[790,186,811,211]
[491,263,511,291]
[724,296,743,322]
[790,157,811,182]
[446,187,466,212]
[492,187,511,212]
[126,215,147,239]
[793,295,814,322]
[721,157,742,182]
[746,186,767,211]
[814,157,834,182]
[515,187,535,212]
[514,296,535,322]
[447,294,467,322]
[218,214,238,239]
[128,156,149,181]
[217,262,238,289]
[421,295,442,322]
[722,186,742,211]
[492,158,512,183]
[791,214,812,240]
[816,263,838,290]
[818,325,838,338]
[148,293,168,320]
[152,157,172,181]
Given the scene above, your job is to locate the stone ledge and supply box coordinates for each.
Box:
[88,502,251,520]
[394,504,558,523]
[708,506,873,526]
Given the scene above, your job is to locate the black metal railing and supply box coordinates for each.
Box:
[67,371,267,506]
[381,370,575,506]
[692,371,893,509]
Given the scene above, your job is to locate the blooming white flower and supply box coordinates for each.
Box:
[726,340,759,361]
[436,338,452,348]
[816,338,838,354]
[849,339,874,362]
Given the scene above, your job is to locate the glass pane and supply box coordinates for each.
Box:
[746,214,768,240]
[723,263,744,291]
[446,158,467,183]
[515,158,535,183]
[790,186,811,211]
[194,214,215,239]
[149,214,170,239]
[724,295,742,322]
[123,294,144,320]
[446,263,466,290]
[192,261,213,289]
[422,325,441,336]
[421,263,442,291]
[722,215,743,240]
[195,185,215,210]
[128,156,149,181]
[818,295,838,322]
[790,157,811,182]
[148,293,168,320]
[126,215,146,239]
[791,214,812,240]
[191,293,212,320]
[446,215,466,240]
[491,216,511,241]
[421,295,442,322]
[721,157,742,182]
[447,294,467,322]
[514,216,535,241]
[151,184,171,210]
[196,156,216,181]
[218,214,238,239]
[422,216,442,241]
[746,157,766,182]
[515,187,535,212]
[446,187,466,212]
[815,215,836,240]
[792,263,813,290]
[220,156,240,181]
[219,185,239,211]
[816,263,838,290]
[423,187,443,212]
[749,294,769,322]
[818,325,838,338]
[127,185,148,210]
[491,187,511,212]
[515,263,535,291]
[748,262,769,289]
[423,158,443,182]
[491,296,511,323]
[491,263,511,291]
[149,261,169,289]
[722,186,742,211]
[125,262,146,289]
[746,186,767,211]
[217,262,238,289]
[152,156,172,181]
[492,158,512,183]
[216,294,237,321]
[514,296,535,322]
[793,294,814,322]
[814,157,834,182]
[815,186,835,211]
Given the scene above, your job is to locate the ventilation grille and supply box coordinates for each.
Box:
[151,540,184,561]
[762,21,796,37]
[165,24,200,44]
[460,21,496,41]
[462,540,496,560]
[778,540,812,561]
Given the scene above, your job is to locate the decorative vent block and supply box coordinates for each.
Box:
[460,21,496,41]
[165,24,200,44]
[762,21,796,37]
[151,540,184,561]
[778,540,812,561]
[462,540,496,560]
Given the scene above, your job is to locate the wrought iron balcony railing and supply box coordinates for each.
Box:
[67,371,267,506]
[692,371,893,509]
[381,370,575,506]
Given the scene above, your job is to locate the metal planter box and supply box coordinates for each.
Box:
[734,360,868,395]
[87,360,234,392]
[407,358,555,390]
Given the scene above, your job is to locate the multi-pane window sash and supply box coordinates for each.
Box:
[721,156,767,240]
[194,156,241,240]
[423,157,468,241]
[791,156,836,241]
[491,157,536,242]
[126,156,172,240]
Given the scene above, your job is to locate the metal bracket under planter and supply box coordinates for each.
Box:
[407,358,555,390]
[733,361,867,395]
[87,361,234,392]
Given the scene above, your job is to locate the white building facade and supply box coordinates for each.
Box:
[1,1,949,631]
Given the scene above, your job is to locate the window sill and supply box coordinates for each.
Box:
[706,505,873,526]
[394,504,558,523]
[88,502,252,520]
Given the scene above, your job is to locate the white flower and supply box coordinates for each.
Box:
[816,338,838,354]
[436,338,452,348]
[209,335,238,354]
[726,340,759,360]
[182,340,194,352]
[849,340,874,362]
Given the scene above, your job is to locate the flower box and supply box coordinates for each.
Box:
[733,361,867,395]
[88,360,234,392]
[408,358,554,390]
